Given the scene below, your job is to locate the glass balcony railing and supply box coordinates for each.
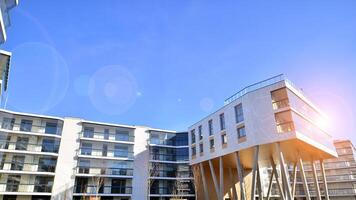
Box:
[76,166,133,176]
[0,141,59,153]
[0,183,52,193]
[80,131,134,142]
[78,148,134,159]
[73,185,132,194]
[149,170,193,178]
[150,186,195,195]
[0,162,56,173]
[150,153,189,162]
[0,121,62,136]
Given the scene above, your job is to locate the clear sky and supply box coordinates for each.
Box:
[2,0,356,144]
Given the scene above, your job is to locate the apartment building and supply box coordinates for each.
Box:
[0,109,196,200]
[188,74,338,200]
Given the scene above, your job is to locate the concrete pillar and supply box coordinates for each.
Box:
[311,160,322,200]
[320,159,330,200]
[236,151,246,200]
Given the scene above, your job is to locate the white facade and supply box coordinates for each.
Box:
[0,109,195,200]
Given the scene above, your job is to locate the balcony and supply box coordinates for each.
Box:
[73,185,132,195]
[78,148,134,159]
[76,166,133,177]
[0,141,59,154]
[150,153,189,162]
[272,98,290,110]
[0,183,52,193]
[0,120,62,136]
[0,162,56,173]
[80,131,134,143]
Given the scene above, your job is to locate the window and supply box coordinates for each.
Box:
[78,159,90,174]
[115,130,130,141]
[114,145,129,157]
[6,175,20,192]
[38,157,57,172]
[45,122,58,135]
[219,113,225,130]
[221,133,227,145]
[104,129,110,140]
[199,143,203,153]
[209,139,215,149]
[1,118,15,130]
[34,176,53,192]
[208,120,213,136]
[83,127,94,138]
[237,126,246,139]
[41,138,60,153]
[191,147,196,156]
[11,155,25,170]
[81,143,92,155]
[234,104,244,123]
[102,144,108,156]
[20,119,32,132]
[191,129,196,144]
[198,125,203,140]
[15,137,29,150]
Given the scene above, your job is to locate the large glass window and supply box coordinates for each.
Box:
[20,119,32,132]
[15,137,29,150]
[41,138,60,153]
[78,159,90,174]
[104,129,110,140]
[115,130,130,141]
[190,129,196,144]
[209,139,215,149]
[237,126,246,139]
[208,119,213,136]
[191,147,196,156]
[81,143,92,155]
[199,143,203,153]
[34,176,53,192]
[1,118,15,130]
[83,127,94,138]
[221,133,227,145]
[219,113,225,131]
[38,157,57,172]
[11,155,25,170]
[234,104,244,123]
[198,125,203,140]
[114,145,129,157]
[45,122,58,135]
[6,175,20,192]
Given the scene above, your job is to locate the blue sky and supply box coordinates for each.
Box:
[2,0,356,144]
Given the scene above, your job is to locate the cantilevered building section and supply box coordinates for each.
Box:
[0,0,18,44]
[188,74,337,200]
[0,109,196,200]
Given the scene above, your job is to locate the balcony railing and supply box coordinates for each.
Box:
[0,141,59,153]
[80,131,134,142]
[150,153,189,162]
[150,186,194,195]
[0,183,52,193]
[74,185,132,194]
[76,166,133,176]
[0,162,56,173]
[78,148,134,159]
[150,169,193,178]
[0,121,62,136]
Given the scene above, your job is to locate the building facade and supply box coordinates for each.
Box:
[0,109,196,200]
[188,74,338,200]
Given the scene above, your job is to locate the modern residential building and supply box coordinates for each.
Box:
[188,74,338,200]
[0,0,18,44]
[0,109,196,200]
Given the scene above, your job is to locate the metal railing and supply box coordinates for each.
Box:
[150,153,189,162]
[0,121,62,135]
[0,161,56,173]
[73,185,132,194]
[78,148,134,159]
[80,131,134,142]
[76,166,133,176]
[0,140,59,153]
[0,183,52,193]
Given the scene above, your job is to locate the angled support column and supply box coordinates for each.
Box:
[311,160,322,200]
[199,163,209,200]
[256,163,263,200]
[276,143,292,200]
[220,156,224,200]
[266,166,275,200]
[251,146,259,200]
[297,157,311,200]
[228,168,238,200]
[291,163,297,199]
[320,159,330,200]
[271,158,285,200]
[209,159,220,200]
[235,151,246,200]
